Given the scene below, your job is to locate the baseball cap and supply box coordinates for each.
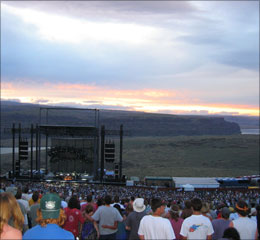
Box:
[40,193,61,219]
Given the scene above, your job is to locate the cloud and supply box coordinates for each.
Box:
[1,98,21,103]
[32,99,50,104]
[1,79,258,116]
[1,1,259,117]
[215,50,259,71]
[48,102,134,111]
[2,1,197,24]
[2,2,161,46]
[147,63,259,106]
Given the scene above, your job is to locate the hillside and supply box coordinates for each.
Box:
[122,135,259,178]
[1,135,259,177]
[0,100,244,138]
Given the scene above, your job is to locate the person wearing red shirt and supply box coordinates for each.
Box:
[63,196,85,238]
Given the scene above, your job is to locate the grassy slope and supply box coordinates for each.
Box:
[121,135,259,178]
[1,135,259,178]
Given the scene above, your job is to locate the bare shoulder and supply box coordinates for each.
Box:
[1,224,22,240]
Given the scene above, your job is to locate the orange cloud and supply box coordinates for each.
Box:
[1,81,259,116]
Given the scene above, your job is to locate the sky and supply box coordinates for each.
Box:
[1,1,259,116]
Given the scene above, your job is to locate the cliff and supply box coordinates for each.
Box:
[1,101,241,137]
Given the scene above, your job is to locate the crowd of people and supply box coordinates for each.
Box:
[0,180,259,239]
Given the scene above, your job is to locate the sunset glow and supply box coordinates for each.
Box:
[1,82,258,116]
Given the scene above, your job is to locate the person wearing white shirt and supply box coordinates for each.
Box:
[180,198,214,240]
[229,200,258,240]
[138,198,175,240]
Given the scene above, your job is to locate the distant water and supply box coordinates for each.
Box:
[241,129,260,135]
[1,147,48,155]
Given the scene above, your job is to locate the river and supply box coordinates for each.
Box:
[241,129,259,135]
[0,147,48,154]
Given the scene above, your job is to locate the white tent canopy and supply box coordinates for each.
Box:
[173,177,220,189]
[182,184,194,191]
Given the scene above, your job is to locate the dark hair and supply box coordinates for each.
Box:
[114,204,123,216]
[222,208,230,219]
[223,227,240,240]
[114,195,120,203]
[104,195,112,205]
[23,186,29,194]
[87,194,92,203]
[169,204,180,221]
[68,196,80,209]
[130,196,135,201]
[184,200,192,209]
[126,204,133,215]
[151,198,164,212]
[85,204,94,214]
[15,188,22,200]
[32,191,39,203]
[191,198,202,211]
[97,198,104,207]
[235,200,249,217]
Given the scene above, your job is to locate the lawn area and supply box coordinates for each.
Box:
[1,135,259,179]
[121,135,259,178]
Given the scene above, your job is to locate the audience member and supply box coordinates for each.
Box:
[125,198,146,240]
[111,195,125,210]
[81,204,99,240]
[0,192,24,239]
[181,200,193,219]
[212,207,230,240]
[81,194,97,213]
[63,195,85,239]
[28,192,41,228]
[28,191,40,206]
[16,188,30,232]
[209,202,217,220]
[201,202,213,221]
[23,193,74,239]
[91,195,123,240]
[113,204,127,240]
[138,198,175,240]
[59,192,68,209]
[230,199,258,240]
[168,204,184,240]
[222,227,240,240]
[6,186,27,233]
[180,198,214,240]
[22,186,32,202]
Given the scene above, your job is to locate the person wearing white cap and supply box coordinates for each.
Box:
[125,198,146,240]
